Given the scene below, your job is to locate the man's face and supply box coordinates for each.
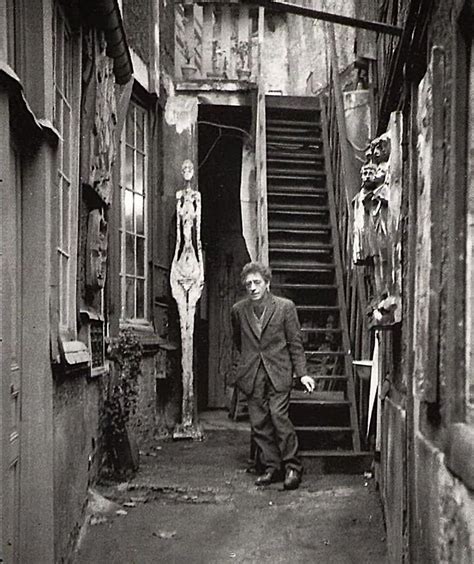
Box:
[244,272,269,301]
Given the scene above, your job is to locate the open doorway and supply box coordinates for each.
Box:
[197,105,252,410]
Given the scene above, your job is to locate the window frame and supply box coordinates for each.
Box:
[119,98,150,325]
[52,1,81,338]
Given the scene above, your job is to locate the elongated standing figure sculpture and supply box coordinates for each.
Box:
[170,160,204,438]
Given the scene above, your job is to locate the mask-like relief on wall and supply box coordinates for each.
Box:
[86,208,108,292]
[352,113,403,327]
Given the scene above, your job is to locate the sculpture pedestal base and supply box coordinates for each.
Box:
[172,423,204,441]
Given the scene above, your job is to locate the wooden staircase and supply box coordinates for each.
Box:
[265,98,362,460]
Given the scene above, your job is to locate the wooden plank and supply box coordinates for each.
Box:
[184,3,195,68]
[327,23,360,209]
[237,5,250,61]
[241,0,403,35]
[220,4,232,78]
[201,4,214,77]
[255,6,268,264]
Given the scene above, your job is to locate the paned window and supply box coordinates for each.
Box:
[120,101,148,321]
[53,3,80,333]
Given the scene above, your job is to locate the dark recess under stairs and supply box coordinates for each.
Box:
[266,98,368,470]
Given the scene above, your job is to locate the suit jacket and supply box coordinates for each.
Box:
[231,293,307,395]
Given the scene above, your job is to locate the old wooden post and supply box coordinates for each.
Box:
[170,160,205,439]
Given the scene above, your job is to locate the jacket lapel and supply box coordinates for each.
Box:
[244,300,260,340]
[260,294,276,335]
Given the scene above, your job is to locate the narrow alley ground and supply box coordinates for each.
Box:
[75,412,387,564]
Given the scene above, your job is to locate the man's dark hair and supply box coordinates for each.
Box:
[240,262,272,285]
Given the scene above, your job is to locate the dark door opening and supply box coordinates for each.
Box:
[197,105,252,410]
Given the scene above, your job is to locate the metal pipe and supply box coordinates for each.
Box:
[242,0,403,36]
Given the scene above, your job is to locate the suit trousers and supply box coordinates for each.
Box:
[247,363,302,474]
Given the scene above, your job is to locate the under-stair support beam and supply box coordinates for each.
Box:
[320,101,361,452]
[242,0,403,36]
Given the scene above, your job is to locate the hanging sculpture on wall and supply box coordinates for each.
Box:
[86,208,108,292]
[170,160,205,439]
[352,112,403,328]
[81,29,118,206]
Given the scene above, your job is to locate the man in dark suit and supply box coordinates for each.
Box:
[231,262,315,489]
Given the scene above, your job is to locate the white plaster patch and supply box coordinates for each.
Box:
[164,95,198,134]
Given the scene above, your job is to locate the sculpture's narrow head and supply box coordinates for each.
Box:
[182,159,194,182]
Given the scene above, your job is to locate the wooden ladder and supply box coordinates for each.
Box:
[265,97,361,457]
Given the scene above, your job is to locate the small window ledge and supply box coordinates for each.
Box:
[445,423,474,491]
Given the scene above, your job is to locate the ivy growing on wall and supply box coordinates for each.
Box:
[102,329,143,478]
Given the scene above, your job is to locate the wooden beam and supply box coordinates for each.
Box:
[242,0,403,36]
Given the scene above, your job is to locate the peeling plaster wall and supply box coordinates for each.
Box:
[261,1,356,96]
[414,435,474,563]
[368,0,474,561]
[53,374,104,560]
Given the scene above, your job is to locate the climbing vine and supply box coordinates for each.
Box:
[103,328,143,446]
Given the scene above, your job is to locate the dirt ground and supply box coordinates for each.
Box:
[74,412,387,564]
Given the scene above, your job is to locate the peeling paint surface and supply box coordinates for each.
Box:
[164,95,198,134]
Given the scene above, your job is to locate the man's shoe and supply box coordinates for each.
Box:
[255,469,279,486]
[283,468,301,490]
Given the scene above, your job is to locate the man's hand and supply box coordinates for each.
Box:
[300,375,315,393]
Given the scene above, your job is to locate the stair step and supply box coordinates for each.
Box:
[271,264,335,272]
[299,450,369,457]
[267,183,326,194]
[268,203,329,211]
[294,426,354,432]
[267,130,322,139]
[296,305,339,311]
[305,350,347,356]
[269,245,333,252]
[268,209,328,216]
[267,174,325,183]
[267,156,323,167]
[268,190,327,198]
[268,227,331,234]
[308,375,347,380]
[301,328,342,333]
[291,398,351,405]
[272,283,336,289]
[267,151,324,162]
[267,126,321,137]
[267,118,321,128]
[267,170,325,178]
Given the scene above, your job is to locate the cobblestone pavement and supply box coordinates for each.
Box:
[75,412,387,564]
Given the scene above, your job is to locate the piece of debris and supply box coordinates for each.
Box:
[153,530,177,539]
[130,495,148,503]
[364,471,373,479]
[123,501,136,508]
[89,515,107,526]
[116,509,128,516]
[116,482,129,492]
[229,553,236,558]
[87,488,121,516]
[323,539,330,546]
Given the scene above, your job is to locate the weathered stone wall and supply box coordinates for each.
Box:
[414,435,473,563]
[53,373,104,560]
[368,0,474,561]
[261,0,356,96]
